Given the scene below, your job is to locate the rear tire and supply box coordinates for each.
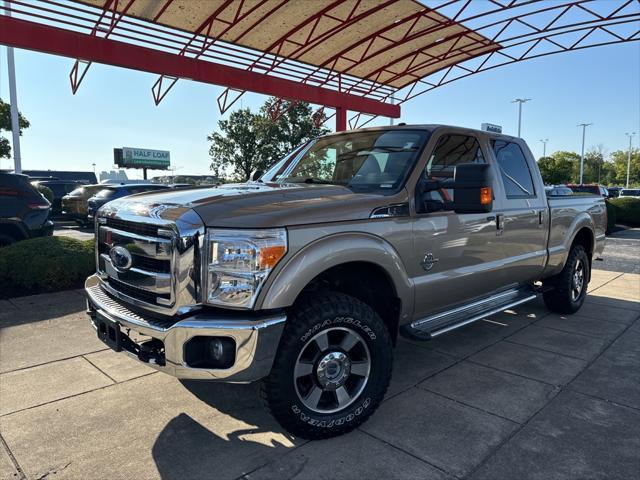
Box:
[543,244,590,314]
[261,291,393,439]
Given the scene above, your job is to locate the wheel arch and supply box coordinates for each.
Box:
[570,226,595,282]
[257,232,414,342]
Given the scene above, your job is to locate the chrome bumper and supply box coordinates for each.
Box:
[84,274,285,382]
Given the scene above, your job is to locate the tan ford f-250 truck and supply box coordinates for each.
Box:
[85,125,606,439]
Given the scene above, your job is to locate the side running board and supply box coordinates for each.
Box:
[400,286,538,341]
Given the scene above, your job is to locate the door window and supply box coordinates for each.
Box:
[492,141,535,198]
[423,134,485,201]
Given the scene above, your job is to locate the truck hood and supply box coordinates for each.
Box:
[99,183,397,228]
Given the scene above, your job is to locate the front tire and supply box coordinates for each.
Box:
[261,291,393,439]
[543,244,590,314]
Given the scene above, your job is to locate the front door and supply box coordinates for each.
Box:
[411,132,509,319]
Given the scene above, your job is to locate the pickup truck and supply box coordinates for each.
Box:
[85,124,606,439]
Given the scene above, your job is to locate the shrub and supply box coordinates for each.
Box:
[609,197,640,227]
[35,184,53,203]
[0,236,95,297]
[605,201,617,233]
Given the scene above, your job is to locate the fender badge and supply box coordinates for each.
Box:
[421,252,439,271]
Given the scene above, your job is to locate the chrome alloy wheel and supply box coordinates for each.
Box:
[294,327,371,414]
[571,258,585,301]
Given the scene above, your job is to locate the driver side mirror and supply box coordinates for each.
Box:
[416,163,493,214]
[249,169,264,182]
[452,163,493,213]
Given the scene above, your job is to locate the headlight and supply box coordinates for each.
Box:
[204,228,287,308]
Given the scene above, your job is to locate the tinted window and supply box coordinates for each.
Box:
[621,189,640,196]
[426,134,485,179]
[423,134,485,202]
[492,141,535,198]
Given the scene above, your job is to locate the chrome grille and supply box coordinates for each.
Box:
[97,222,176,309]
[95,206,204,316]
[105,217,159,237]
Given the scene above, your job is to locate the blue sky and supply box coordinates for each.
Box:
[0,41,638,178]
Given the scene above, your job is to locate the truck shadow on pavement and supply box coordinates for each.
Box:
[0,290,87,327]
[152,381,297,480]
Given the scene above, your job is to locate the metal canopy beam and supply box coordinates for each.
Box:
[0,15,399,118]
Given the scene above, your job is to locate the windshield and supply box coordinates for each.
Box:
[261,129,431,194]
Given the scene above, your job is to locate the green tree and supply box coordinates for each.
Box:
[582,146,607,184]
[537,151,578,184]
[208,98,329,181]
[0,99,30,159]
[609,148,639,186]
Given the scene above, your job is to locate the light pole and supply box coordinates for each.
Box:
[540,138,549,158]
[511,98,531,137]
[577,123,592,184]
[626,132,636,188]
[5,1,22,173]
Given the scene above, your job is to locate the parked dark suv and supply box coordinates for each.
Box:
[0,173,54,246]
[31,180,86,216]
[86,184,170,219]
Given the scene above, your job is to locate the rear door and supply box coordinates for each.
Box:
[490,139,548,284]
[411,130,511,318]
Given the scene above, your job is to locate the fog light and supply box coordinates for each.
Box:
[184,336,236,369]
[209,338,224,360]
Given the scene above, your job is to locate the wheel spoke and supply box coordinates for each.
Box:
[305,386,323,409]
[294,361,314,379]
[335,386,351,408]
[340,332,360,352]
[314,331,330,351]
[350,361,369,377]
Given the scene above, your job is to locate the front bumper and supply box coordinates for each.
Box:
[84,274,285,382]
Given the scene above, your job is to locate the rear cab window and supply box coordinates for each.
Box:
[491,140,536,199]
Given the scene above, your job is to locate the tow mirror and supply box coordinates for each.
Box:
[453,163,493,213]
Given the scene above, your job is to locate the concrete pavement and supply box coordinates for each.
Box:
[0,270,639,479]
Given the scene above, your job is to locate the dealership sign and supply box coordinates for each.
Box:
[481,123,502,134]
[114,147,170,169]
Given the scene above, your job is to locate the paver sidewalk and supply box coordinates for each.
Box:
[0,270,638,480]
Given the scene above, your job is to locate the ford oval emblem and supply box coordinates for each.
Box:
[109,246,133,271]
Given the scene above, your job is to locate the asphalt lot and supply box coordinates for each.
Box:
[1,270,638,480]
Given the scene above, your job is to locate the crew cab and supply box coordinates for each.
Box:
[85,125,606,439]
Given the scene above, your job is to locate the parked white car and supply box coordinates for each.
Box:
[619,188,640,198]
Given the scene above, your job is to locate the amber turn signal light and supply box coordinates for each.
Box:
[258,245,286,269]
[480,187,492,205]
